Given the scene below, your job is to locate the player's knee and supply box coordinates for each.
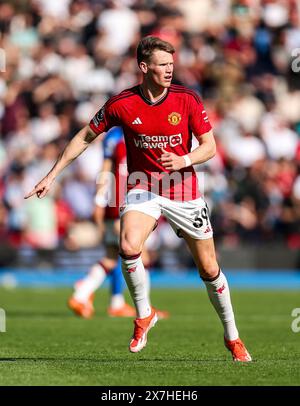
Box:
[199,260,219,280]
[120,237,142,257]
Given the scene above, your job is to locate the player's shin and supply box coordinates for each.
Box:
[144,268,151,303]
[120,253,151,318]
[202,270,239,341]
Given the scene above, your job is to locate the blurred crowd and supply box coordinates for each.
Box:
[1,0,300,257]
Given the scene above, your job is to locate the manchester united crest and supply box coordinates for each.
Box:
[168,112,181,126]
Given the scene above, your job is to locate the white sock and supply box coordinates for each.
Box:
[121,254,151,319]
[110,293,125,309]
[203,270,239,341]
[73,263,107,303]
[144,268,151,304]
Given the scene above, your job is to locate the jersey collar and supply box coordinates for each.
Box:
[138,86,169,106]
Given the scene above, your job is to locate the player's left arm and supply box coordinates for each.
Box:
[160,92,216,171]
[186,129,216,165]
[160,129,216,171]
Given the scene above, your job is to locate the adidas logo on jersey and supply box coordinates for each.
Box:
[132,117,142,124]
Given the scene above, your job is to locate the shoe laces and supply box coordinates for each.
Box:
[232,340,247,356]
[133,319,146,340]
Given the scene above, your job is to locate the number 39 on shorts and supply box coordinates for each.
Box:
[192,206,209,229]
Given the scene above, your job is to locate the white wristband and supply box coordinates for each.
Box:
[183,154,192,167]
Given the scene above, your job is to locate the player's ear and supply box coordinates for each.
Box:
[139,61,148,74]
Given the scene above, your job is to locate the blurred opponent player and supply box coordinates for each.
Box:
[26,36,251,362]
[68,126,169,319]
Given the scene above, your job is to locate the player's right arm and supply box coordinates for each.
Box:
[25,98,118,199]
[25,125,100,199]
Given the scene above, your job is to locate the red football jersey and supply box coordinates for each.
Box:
[90,84,212,201]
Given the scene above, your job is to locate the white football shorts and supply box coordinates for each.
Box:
[120,189,213,240]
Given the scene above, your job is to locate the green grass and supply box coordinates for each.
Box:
[0,287,300,386]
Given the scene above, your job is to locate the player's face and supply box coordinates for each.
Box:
[145,50,174,88]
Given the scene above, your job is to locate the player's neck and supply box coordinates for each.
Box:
[139,82,167,104]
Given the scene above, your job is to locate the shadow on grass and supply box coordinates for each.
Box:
[5,311,88,319]
[0,356,235,363]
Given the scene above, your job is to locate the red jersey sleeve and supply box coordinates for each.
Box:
[89,102,118,135]
[188,92,212,138]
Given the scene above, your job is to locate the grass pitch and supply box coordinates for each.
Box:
[0,287,300,386]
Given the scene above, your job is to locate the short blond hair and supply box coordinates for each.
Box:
[137,36,175,65]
